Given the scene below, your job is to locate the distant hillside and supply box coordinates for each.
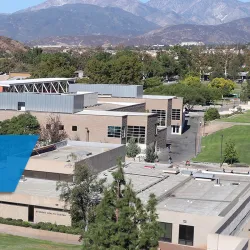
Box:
[0,4,158,42]
[130,17,250,45]
[0,36,27,54]
[28,35,127,47]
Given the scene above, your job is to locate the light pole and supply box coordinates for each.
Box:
[220,134,224,167]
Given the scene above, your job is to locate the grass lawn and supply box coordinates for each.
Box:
[220,110,250,123]
[194,126,250,164]
[0,234,81,250]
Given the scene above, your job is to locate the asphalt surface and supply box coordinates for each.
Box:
[158,116,202,164]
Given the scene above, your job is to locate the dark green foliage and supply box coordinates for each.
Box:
[0,217,81,235]
[204,108,220,122]
[224,140,239,165]
[32,53,76,78]
[144,77,163,89]
[0,112,40,135]
[241,80,250,102]
[126,138,141,159]
[145,146,157,163]
[85,51,143,84]
[83,160,161,250]
[145,83,221,110]
[57,163,106,230]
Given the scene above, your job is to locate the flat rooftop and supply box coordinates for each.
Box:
[15,178,59,198]
[143,95,176,100]
[75,110,156,117]
[10,162,250,218]
[85,101,140,111]
[0,78,75,87]
[157,178,250,216]
[32,141,123,162]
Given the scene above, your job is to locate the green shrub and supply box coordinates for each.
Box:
[204,108,220,122]
[0,217,81,235]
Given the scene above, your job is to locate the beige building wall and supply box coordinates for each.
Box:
[0,111,124,144]
[34,207,71,226]
[0,111,154,146]
[99,96,184,134]
[9,72,31,78]
[158,210,223,249]
[0,193,71,226]
[0,203,28,221]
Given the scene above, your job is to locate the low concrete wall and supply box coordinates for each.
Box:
[207,234,248,250]
[159,241,203,250]
[0,224,81,245]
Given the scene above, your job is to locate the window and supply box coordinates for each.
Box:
[46,124,51,129]
[172,125,180,134]
[108,126,121,138]
[59,125,64,131]
[127,126,146,144]
[160,222,172,242]
[152,110,166,126]
[179,225,194,246]
[72,126,78,132]
[172,109,181,120]
[18,102,25,111]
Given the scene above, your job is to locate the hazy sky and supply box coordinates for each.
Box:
[1,0,250,13]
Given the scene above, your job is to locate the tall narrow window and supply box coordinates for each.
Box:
[172,109,181,120]
[179,225,194,246]
[127,126,146,144]
[152,110,166,126]
[159,222,172,242]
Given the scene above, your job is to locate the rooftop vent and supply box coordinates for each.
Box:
[19,175,27,182]
[231,182,240,186]
[193,173,215,181]
[214,178,221,187]
[181,170,192,176]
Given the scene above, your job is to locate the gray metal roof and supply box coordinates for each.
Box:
[69,84,143,98]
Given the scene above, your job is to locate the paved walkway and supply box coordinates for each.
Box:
[158,116,201,163]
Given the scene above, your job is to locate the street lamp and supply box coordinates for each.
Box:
[220,134,224,167]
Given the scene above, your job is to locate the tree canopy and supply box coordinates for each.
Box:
[145,83,221,110]
[224,140,239,165]
[57,163,105,230]
[83,159,161,250]
[0,112,40,135]
[126,138,141,159]
[209,78,236,96]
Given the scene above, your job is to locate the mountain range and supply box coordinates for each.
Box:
[130,17,250,45]
[20,0,250,26]
[0,4,158,42]
[2,0,250,46]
